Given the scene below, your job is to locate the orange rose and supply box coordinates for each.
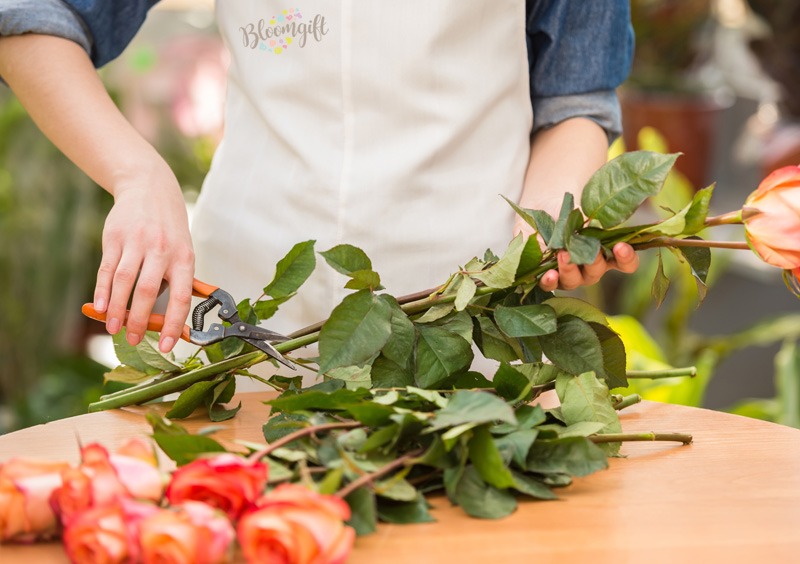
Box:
[237,484,355,564]
[0,458,70,542]
[165,454,268,522]
[53,441,164,526]
[62,498,158,563]
[139,501,235,564]
[743,165,800,270]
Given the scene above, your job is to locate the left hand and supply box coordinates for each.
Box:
[539,243,639,292]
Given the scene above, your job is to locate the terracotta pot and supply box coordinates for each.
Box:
[620,90,731,190]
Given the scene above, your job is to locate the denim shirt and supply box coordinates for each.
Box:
[0,0,633,140]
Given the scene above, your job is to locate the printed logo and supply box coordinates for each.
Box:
[239,8,329,55]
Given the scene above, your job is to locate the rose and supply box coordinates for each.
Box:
[62,498,158,563]
[237,484,355,564]
[139,501,235,564]
[0,458,71,543]
[52,440,164,526]
[743,165,800,270]
[165,454,268,521]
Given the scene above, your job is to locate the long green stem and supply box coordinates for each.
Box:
[248,421,363,462]
[335,448,424,499]
[626,367,696,379]
[704,210,743,226]
[590,432,692,445]
[613,394,642,411]
[633,238,749,251]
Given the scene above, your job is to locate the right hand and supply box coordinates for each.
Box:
[93,162,195,353]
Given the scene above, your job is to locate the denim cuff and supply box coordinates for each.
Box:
[0,0,92,55]
[533,90,623,144]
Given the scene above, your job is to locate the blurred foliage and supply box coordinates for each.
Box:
[628,0,715,93]
[595,128,800,428]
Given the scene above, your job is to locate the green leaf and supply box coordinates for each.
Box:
[543,297,608,326]
[152,432,226,466]
[370,355,414,388]
[678,242,711,283]
[494,304,557,338]
[540,315,605,377]
[379,296,416,366]
[639,200,690,237]
[469,425,515,488]
[377,494,436,524]
[346,403,394,427]
[430,310,474,344]
[430,390,517,431]
[475,317,518,362]
[317,467,344,495]
[416,303,455,323]
[590,323,628,389]
[451,466,517,519]
[103,365,150,385]
[473,234,525,289]
[652,250,670,309]
[344,269,383,291]
[493,363,531,402]
[516,236,544,279]
[502,195,539,233]
[452,371,493,389]
[208,401,241,422]
[548,195,579,250]
[209,375,236,406]
[321,244,373,276]
[112,330,154,374]
[515,363,566,386]
[495,429,538,468]
[454,275,477,311]
[262,412,307,442]
[254,296,292,321]
[414,326,473,388]
[374,478,417,502]
[267,387,368,413]
[510,471,557,500]
[556,372,623,454]
[683,184,714,235]
[166,379,219,419]
[345,487,378,536]
[530,210,556,246]
[318,290,393,373]
[581,151,680,228]
[359,424,400,453]
[565,232,602,265]
[326,365,372,390]
[526,436,608,477]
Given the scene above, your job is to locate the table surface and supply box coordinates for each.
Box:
[1,393,800,563]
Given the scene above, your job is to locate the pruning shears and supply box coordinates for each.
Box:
[81,278,295,369]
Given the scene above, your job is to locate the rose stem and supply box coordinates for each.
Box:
[626,367,696,378]
[590,432,693,445]
[633,238,750,251]
[704,210,744,226]
[613,394,642,411]
[248,421,363,462]
[335,449,425,499]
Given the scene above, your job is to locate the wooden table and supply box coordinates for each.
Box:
[1,394,800,562]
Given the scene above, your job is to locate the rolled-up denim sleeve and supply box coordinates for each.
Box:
[0,0,92,55]
[0,0,158,67]
[526,0,634,142]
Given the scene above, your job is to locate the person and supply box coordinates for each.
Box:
[0,0,639,356]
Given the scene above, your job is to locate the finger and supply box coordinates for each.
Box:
[158,258,195,353]
[125,257,170,346]
[106,251,143,337]
[555,251,584,291]
[580,251,609,286]
[539,268,559,292]
[94,245,122,314]
[611,243,639,274]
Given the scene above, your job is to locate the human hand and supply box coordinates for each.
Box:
[513,219,639,292]
[93,164,195,352]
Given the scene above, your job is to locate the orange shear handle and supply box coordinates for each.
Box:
[80,304,192,343]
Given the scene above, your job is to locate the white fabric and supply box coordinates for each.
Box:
[192,1,532,339]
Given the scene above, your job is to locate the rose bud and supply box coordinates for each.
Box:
[237,484,355,564]
[139,501,235,564]
[0,458,70,543]
[63,498,158,564]
[743,165,800,270]
[165,454,268,522]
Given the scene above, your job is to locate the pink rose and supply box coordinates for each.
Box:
[744,165,800,270]
[0,458,70,542]
[237,484,355,564]
[139,501,235,564]
[165,454,268,522]
[62,498,158,563]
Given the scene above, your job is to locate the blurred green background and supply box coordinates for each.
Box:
[1,0,798,432]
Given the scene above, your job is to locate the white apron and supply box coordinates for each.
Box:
[192,1,533,338]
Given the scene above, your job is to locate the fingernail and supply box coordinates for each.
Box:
[618,245,631,258]
[128,332,140,345]
[94,297,106,312]
[108,318,121,333]
[160,337,175,352]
